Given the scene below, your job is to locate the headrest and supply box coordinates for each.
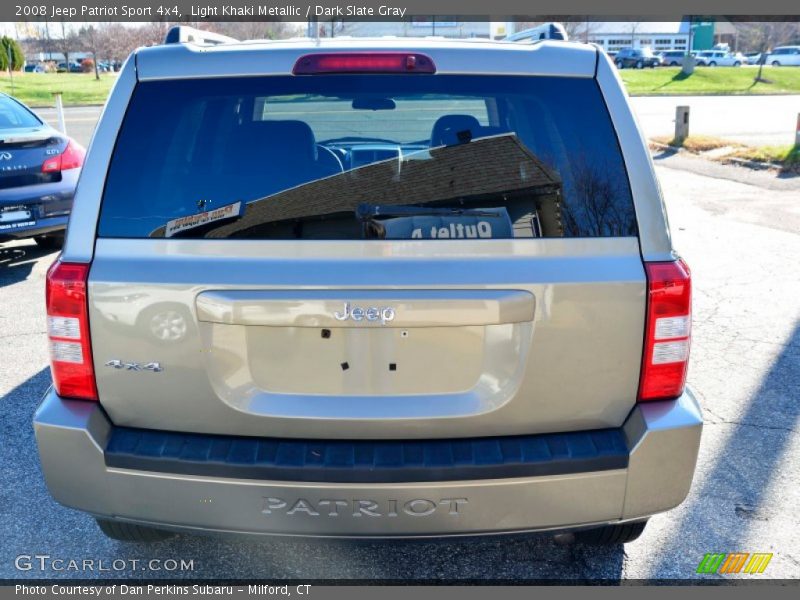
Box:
[430,114,482,147]
[239,119,318,162]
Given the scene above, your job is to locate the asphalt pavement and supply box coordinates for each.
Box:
[33,106,104,149]
[30,94,800,149]
[1,155,798,581]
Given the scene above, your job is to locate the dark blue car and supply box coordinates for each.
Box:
[0,93,84,249]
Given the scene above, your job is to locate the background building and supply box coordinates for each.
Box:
[584,21,716,53]
[333,20,722,52]
[331,19,495,39]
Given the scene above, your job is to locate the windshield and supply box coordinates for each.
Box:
[100,75,637,240]
[0,96,43,130]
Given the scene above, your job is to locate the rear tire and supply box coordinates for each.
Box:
[708,61,717,67]
[635,60,644,69]
[772,61,781,67]
[33,233,64,250]
[615,60,623,69]
[733,61,741,67]
[576,520,648,545]
[96,518,175,542]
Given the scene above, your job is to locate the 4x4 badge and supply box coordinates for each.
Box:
[104,360,163,372]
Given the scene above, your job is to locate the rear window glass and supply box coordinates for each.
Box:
[0,96,42,130]
[99,75,637,240]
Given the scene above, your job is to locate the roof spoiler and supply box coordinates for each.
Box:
[506,23,568,43]
[164,26,238,46]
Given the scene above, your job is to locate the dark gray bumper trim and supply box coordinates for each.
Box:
[105,426,629,483]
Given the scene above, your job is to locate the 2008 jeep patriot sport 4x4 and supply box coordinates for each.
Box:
[34,27,702,545]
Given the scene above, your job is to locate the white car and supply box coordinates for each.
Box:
[694,50,747,66]
[765,46,800,67]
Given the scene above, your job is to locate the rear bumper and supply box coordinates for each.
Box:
[34,390,702,538]
[0,215,68,241]
[0,177,75,241]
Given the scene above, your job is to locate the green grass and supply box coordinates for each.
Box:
[651,134,743,152]
[650,133,800,173]
[728,144,800,171]
[0,72,116,107]
[621,67,800,95]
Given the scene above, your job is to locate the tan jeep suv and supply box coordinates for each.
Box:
[35,27,702,545]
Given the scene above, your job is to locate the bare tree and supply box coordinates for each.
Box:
[26,21,56,62]
[563,19,600,43]
[43,21,52,59]
[94,23,129,65]
[737,22,800,82]
[54,20,306,72]
[212,21,299,40]
[54,21,79,67]
[131,21,172,47]
[628,21,641,47]
[78,25,101,79]
[19,35,42,62]
[737,21,799,52]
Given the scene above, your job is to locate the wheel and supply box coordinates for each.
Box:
[733,61,741,67]
[635,60,644,69]
[33,233,64,250]
[96,518,175,542]
[615,60,623,69]
[772,61,781,67]
[576,520,648,545]
[670,61,679,66]
[708,61,717,67]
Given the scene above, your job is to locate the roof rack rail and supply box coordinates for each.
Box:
[506,23,568,43]
[164,26,239,46]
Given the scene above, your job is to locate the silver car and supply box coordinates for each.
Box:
[765,46,800,67]
[694,50,747,66]
[35,27,702,546]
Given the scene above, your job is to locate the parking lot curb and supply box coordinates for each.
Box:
[648,140,788,172]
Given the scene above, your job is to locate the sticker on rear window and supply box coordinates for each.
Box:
[382,209,514,239]
[164,201,244,238]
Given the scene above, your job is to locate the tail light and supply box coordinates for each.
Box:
[42,139,86,173]
[293,53,436,75]
[638,258,692,401]
[46,261,97,401]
